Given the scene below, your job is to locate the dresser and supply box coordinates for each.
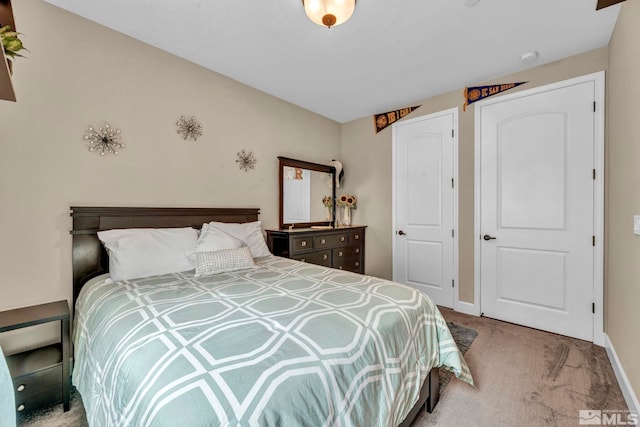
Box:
[266,226,366,273]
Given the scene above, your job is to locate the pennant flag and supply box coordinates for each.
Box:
[463,82,527,111]
[374,106,420,134]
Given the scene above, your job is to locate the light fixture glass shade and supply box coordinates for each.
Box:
[303,0,356,28]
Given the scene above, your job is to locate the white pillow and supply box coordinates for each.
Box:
[195,247,256,276]
[97,227,198,281]
[195,225,244,253]
[205,221,271,258]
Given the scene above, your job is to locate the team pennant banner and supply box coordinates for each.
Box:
[374,106,420,134]
[463,82,527,111]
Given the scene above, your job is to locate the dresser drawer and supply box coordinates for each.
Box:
[334,245,362,260]
[313,233,349,249]
[293,250,332,267]
[350,230,363,243]
[13,364,62,398]
[291,236,313,253]
[334,257,362,273]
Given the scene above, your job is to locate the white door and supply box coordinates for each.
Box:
[393,109,457,308]
[477,76,601,341]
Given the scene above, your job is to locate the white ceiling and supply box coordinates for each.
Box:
[43,0,620,123]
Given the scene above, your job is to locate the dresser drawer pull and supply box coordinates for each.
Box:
[301,241,307,247]
[338,251,343,257]
[16,384,25,392]
[340,236,345,242]
[300,258,305,262]
[355,261,360,267]
[338,266,343,270]
[355,248,360,254]
[323,254,328,260]
[354,234,360,240]
[320,238,326,245]
[17,404,25,412]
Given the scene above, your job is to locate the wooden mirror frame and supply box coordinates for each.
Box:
[278,156,336,229]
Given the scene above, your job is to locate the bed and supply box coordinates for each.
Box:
[70,207,472,427]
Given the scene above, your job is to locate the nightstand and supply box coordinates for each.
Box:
[0,300,70,419]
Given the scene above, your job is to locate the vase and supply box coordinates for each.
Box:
[342,206,352,226]
[326,206,332,221]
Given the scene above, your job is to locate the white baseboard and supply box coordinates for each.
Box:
[454,300,480,316]
[605,333,640,415]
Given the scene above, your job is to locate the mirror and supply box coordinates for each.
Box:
[278,156,336,229]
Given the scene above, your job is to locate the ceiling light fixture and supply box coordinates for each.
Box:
[302,0,356,28]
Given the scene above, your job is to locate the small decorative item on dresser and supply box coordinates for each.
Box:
[336,194,357,227]
[0,301,70,420]
[322,195,333,221]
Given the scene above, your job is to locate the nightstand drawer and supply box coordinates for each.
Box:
[314,233,348,249]
[13,364,62,397]
[294,250,332,267]
[16,384,62,415]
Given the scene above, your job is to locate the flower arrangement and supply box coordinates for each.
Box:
[1,25,26,60]
[322,195,333,208]
[337,194,357,209]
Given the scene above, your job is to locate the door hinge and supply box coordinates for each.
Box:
[593,101,596,112]
[593,169,596,180]
[452,229,455,238]
[592,302,595,314]
[451,178,454,188]
[592,236,596,246]
[452,279,455,288]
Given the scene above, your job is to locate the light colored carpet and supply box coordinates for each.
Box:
[413,308,628,427]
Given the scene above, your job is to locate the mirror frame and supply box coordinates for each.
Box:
[278,156,336,229]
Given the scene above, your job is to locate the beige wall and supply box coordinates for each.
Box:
[606,0,640,407]
[340,47,608,303]
[0,0,340,333]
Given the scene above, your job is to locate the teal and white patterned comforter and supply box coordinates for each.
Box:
[73,256,472,427]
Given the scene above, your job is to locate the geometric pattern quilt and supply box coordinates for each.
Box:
[73,256,473,427]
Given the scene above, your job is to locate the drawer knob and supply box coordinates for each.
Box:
[16,384,25,392]
[338,266,343,270]
[300,258,305,262]
[340,236,345,242]
[323,254,328,260]
[338,251,343,257]
[301,241,307,247]
[355,248,360,254]
[354,234,360,240]
[320,238,326,244]
[17,404,25,412]
[355,261,360,267]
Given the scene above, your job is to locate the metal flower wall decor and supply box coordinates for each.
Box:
[176,116,203,141]
[83,123,124,155]
[236,149,256,172]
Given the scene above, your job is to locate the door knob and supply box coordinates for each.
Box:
[483,234,497,241]
[398,230,407,236]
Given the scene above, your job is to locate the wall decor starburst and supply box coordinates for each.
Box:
[236,149,256,172]
[176,116,204,141]
[83,123,124,156]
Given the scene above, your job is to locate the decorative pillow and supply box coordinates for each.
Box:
[205,221,271,258]
[97,227,198,281]
[195,247,256,276]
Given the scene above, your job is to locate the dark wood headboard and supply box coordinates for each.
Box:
[70,206,260,306]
